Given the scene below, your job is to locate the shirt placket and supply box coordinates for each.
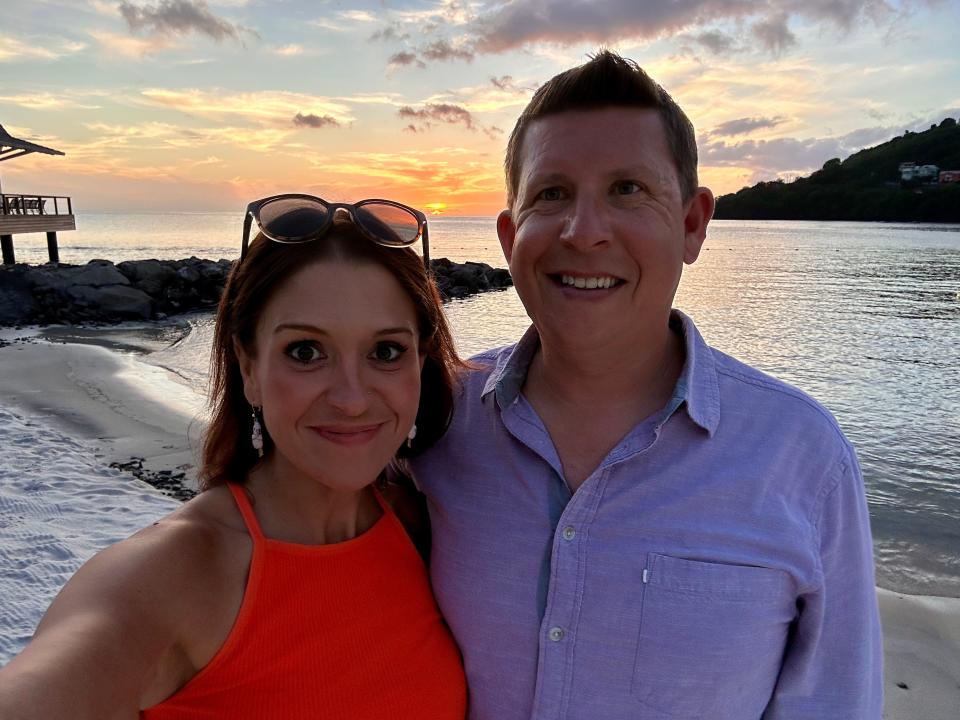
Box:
[529,468,605,720]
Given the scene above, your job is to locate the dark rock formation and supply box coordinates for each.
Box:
[0,256,512,326]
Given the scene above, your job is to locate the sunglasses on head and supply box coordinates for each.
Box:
[241,194,431,269]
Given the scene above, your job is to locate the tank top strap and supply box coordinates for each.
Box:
[371,485,393,516]
[226,483,265,542]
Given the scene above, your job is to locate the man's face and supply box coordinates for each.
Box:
[498,107,712,347]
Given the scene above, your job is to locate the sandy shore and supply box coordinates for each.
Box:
[1,331,958,716]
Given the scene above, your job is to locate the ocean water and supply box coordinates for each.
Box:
[16,216,960,597]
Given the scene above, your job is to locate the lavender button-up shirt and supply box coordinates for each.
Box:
[410,311,882,719]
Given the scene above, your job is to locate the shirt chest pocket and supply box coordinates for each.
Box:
[631,553,797,719]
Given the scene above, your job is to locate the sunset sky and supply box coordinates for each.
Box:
[2,0,958,215]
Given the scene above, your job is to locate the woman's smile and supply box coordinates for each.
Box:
[309,422,387,446]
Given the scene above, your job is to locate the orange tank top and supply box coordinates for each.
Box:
[141,483,466,720]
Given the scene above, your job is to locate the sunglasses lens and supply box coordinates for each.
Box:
[259,197,329,241]
[356,202,421,246]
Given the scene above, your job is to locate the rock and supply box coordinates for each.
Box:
[64,260,130,287]
[0,267,36,324]
[118,259,176,296]
[0,256,509,326]
[66,285,153,319]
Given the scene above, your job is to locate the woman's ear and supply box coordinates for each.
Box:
[234,338,261,407]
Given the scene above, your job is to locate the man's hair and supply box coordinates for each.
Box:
[504,50,700,206]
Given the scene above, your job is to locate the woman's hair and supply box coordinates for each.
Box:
[199,226,461,489]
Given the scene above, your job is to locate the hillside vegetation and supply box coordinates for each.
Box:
[714,118,960,222]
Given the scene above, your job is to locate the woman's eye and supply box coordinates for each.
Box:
[614,180,643,195]
[537,186,566,202]
[371,342,406,363]
[285,342,324,364]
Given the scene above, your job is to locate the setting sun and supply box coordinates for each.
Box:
[425,203,447,215]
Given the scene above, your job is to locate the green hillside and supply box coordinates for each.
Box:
[713,118,960,222]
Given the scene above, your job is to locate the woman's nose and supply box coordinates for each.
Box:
[325,362,370,416]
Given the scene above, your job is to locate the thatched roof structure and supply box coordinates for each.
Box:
[0,124,65,162]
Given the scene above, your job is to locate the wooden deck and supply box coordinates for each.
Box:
[0,213,76,234]
[1,193,75,263]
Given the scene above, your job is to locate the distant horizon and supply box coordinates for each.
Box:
[3,1,958,214]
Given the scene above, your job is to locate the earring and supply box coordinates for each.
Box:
[406,424,417,449]
[251,406,264,458]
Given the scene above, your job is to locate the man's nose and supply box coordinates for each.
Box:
[559,193,613,251]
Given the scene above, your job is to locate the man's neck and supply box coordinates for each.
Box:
[521,319,686,491]
[528,320,684,412]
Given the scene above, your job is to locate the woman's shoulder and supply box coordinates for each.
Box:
[42,483,252,654]
[0,485,254,718]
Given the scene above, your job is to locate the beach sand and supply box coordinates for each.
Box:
[1,332,958,717]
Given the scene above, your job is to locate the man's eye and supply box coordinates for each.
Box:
[537,187,566,202]
[371,342,406,363]
[285,342,323,364]
[614,181,643,195]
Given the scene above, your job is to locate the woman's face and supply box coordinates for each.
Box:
[238,259,424,493]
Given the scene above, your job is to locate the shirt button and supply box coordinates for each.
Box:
[548,627,565,642]
[561,526,576,541]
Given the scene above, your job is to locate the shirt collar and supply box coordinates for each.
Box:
[481,310,720,435]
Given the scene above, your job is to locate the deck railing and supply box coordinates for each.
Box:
[0,193,73,216]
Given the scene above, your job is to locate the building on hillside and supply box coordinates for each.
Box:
[939,170,960,184]
[900,163,940,184]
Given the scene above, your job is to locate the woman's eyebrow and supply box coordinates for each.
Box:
[272,323,415,337]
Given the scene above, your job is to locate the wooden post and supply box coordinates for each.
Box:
[1,234,14,265]
[46,231,60,263]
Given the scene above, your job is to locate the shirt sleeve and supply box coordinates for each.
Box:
[764,443,884,719]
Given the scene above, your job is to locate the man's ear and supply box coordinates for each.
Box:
[234,339,261,407]
[682,187,715,265]
[496,209,517,264]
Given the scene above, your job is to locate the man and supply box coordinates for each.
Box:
[411,51,882,719]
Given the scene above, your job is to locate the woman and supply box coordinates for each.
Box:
[0,195,467,719]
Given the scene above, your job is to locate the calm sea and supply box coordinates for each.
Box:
[19,215,960,597]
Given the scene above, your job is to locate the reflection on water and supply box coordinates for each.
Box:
[143,219,959,597]
[679,221,960,596]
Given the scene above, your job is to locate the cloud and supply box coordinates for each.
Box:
[700,118,945,183]
[751,13,797,54]
[293,112,339,129]
[119,0,251,42]
[273,44,303,56]
[0,34,86,62]
[421,39,474,62]
[139,89,354,126]
[90,29,174,56]
[80,121,298,155]
[388,51,424,68]
[0,92,102,111]
[370,25,410,42]
[690,30,737,55]
[467,0,935,56]
[339,10,377,23]
[398,103,476,132]
[318,147,502,200]
[710,116,788,137]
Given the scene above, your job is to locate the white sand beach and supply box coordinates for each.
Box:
[0,332,958,718]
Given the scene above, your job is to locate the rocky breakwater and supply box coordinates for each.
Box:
[0,257,512,326]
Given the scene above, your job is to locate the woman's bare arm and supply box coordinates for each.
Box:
[0,494,249,720]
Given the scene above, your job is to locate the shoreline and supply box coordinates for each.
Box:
[1,328,959,716]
